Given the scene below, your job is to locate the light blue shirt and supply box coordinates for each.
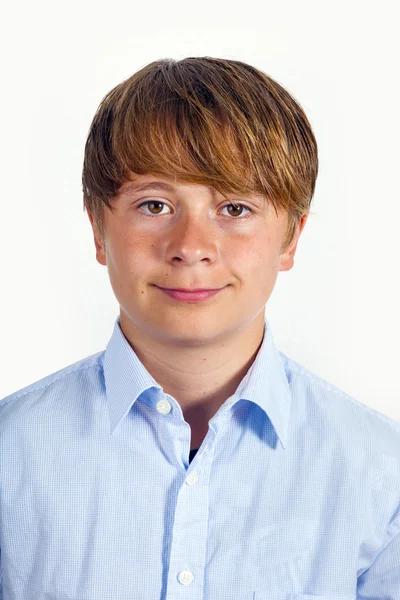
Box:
[1,315,400,600]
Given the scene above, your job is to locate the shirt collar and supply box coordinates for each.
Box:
[103,314,292,448]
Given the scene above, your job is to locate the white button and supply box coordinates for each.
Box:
[156,400,171,414]
[185,471,198,486]
[178,569,194,585]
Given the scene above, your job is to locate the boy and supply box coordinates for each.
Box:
[1,57,399,599]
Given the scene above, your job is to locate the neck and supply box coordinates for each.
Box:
[119,310,266,423]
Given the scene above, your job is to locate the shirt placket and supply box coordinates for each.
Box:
[157,396,217,600]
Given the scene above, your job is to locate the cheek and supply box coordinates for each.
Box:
[232,235,281,276]
[106,231,149,274]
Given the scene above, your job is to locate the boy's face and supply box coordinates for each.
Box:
[88,172,307,346]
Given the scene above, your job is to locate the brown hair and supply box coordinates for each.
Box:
[82,56,318,250]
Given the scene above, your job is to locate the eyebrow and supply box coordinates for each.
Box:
[118,180,266,207]
[119,181,217,196]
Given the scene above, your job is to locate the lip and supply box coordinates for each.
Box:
[159,288,222,292]
[155,286,225,302]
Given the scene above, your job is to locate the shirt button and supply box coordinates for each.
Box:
[185,471,198,486]
[178,569,194,585]
[156,400,171,414]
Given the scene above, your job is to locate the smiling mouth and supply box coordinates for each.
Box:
[156,287,223,292]
[153,286,226,303]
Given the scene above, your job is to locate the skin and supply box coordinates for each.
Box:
[88,172,308,449]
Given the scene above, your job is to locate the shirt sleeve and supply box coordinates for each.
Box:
[357,511,400,599]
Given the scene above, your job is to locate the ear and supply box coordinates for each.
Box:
[87,210,107,266]
[279,214,308,272]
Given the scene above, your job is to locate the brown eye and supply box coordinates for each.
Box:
[146,201,164,214]
[137,200,169,216]
[226,204,245,217]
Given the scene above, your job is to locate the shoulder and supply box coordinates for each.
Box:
[279,351,400,458]
[0,351,105,428]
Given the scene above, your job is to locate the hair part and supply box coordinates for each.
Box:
[82,56,318,251]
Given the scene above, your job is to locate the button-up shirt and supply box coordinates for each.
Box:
[1,315,400,599]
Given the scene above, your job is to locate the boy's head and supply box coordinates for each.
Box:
[82,56,318,251]
[82,57,318,346]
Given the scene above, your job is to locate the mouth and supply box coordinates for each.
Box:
[156,287,223,292]
[154,285,226,303]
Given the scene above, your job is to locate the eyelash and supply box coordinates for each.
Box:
[136,200,254,220]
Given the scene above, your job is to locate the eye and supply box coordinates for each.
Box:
[137,200,254,219]
[138,200,167,215]
[221,203,252,218]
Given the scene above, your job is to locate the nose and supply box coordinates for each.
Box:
[164,213,219,266]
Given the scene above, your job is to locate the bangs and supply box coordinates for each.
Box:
[111,67,276,203]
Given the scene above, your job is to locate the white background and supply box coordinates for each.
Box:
[1,0,399,422]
